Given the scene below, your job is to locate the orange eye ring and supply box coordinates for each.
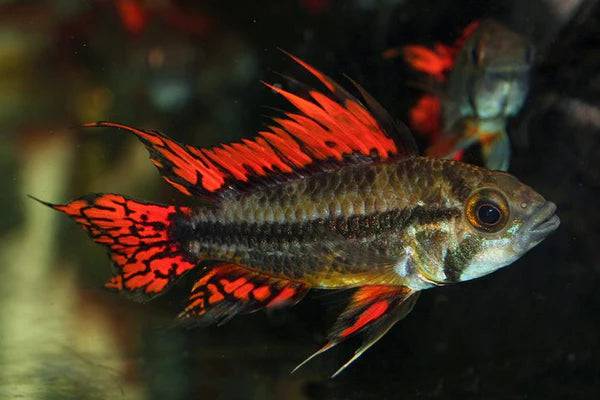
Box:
[466,189,509,232]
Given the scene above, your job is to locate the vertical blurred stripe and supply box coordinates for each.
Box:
[0,133,73,398]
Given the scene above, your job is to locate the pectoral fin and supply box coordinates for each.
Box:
[293,285,419,377]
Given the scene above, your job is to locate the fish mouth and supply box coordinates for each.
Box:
[514,201,560,253]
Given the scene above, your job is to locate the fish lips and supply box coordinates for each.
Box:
[513,201,560,253]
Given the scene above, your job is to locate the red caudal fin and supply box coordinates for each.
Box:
[292,285,419,377]
[178,263,308,326]
[83,54,416,201]
[32,194,195,299]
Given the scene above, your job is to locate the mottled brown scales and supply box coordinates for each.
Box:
[174,156,482,287]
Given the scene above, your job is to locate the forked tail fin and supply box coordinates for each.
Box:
[31,193,196,299]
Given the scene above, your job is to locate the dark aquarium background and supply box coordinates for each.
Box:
[1,1,599,399]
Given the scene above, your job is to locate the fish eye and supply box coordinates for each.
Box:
[466,189,509,233]
[476,202,501,226]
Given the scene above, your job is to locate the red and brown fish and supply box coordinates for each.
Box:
[393,19,532,171]
[35,54,558,377]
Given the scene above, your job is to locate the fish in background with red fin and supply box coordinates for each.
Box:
[393,19,532,171]
[34,53,558,377]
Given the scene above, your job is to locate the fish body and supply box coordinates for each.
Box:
[403,19,532,170]
[177,156,551,289]
[37,54,557,376]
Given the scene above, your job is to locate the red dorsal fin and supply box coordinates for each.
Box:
[293,285,419,377]
[403,20,482,82]
[403,43,455,81]
[453,20,481,50]
[179,263,308,326]
[33,194,195,300]
[84,55,416,201]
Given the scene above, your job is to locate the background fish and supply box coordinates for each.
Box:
[400,19,532,170]
[35,55,558,377]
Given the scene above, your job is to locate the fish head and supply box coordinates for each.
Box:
[450,19,532,121]
[445,169,559,282]
[415,164,559,285]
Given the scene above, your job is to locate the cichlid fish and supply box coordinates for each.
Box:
[35,54,557,377]
[401,19,532,170]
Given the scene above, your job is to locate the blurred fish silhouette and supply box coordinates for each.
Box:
[34,54,558,377]
[388,20,532,170]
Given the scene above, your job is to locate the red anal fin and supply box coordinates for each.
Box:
[36,194,195,299]
[293,285,418,377]
[84,54,414,201]
[179,263,308,326]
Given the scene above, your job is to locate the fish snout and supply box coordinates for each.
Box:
[513,201,560,253]
[470,72,528,119]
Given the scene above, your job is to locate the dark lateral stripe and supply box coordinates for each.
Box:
[173,206,461,248]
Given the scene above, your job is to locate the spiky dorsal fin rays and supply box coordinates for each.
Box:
[282,50,417,155]
[344,74,418,155]
[83,54,416,203]
[292,286,419,377]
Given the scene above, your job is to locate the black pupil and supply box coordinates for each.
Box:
[477,203,501,225]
